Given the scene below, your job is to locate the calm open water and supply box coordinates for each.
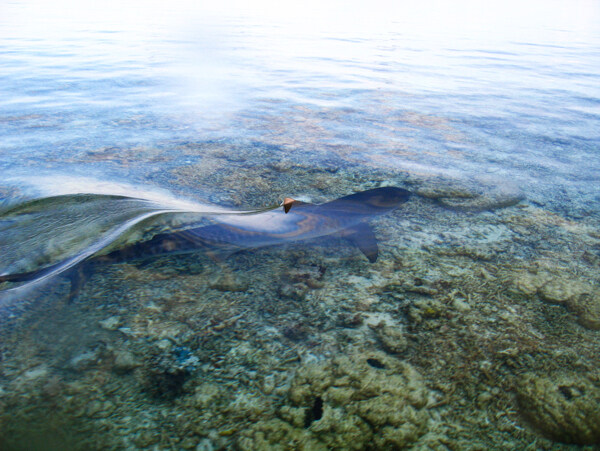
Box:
[1,0,599,214]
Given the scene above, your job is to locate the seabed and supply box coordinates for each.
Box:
[1,164,599,450]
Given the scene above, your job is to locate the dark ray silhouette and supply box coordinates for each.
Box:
[0,187,410,297]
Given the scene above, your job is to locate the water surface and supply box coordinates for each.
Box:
[1,0,600,449]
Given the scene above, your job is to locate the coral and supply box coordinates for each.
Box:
[512,266,599,330]
[238,350,430,449]
[516,371,600,445]
[568,293,600,330]
[415,176,524,211]
[512,271,552,297]
[2,162,600,450]
[238,418,327,451]
[371,323,408,354]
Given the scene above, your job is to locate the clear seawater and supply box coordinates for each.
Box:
[1,0,600,449]
[1,0,598,213]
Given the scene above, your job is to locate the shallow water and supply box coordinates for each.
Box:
[1,0,600,449]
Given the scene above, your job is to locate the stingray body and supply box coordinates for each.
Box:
[99,186,410,264]
[0,187,410,295]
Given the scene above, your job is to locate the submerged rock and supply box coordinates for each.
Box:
[20,365,50,383]
[512,267,599,330]
[415,177,524,211]
[67,349,101,372]
[371,323,408,354]
[512,271,551,297]
[85,400,116,419]
[209,272,249,292]
[540,279,593,305]
[99,316,122,331]
[516,371,600,445]
[112,350,141,374]
[568,293,600,330]
[278,283,308,301]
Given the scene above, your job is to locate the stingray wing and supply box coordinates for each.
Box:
[339,222,379,262]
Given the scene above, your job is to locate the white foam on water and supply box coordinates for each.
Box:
[6,175,258,215]
[0,175,286,313]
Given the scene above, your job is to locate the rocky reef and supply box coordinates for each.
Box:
[516,371,600,445]
[239,350,429,450]
[1,160,599,450]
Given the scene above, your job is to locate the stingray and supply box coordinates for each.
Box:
[0,186,410,297]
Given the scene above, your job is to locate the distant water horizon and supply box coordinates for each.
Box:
[1,0,599,217]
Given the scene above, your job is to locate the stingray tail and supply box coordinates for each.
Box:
[0,260,95,302]
[0,268,46,284]
[64,263,95,301]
